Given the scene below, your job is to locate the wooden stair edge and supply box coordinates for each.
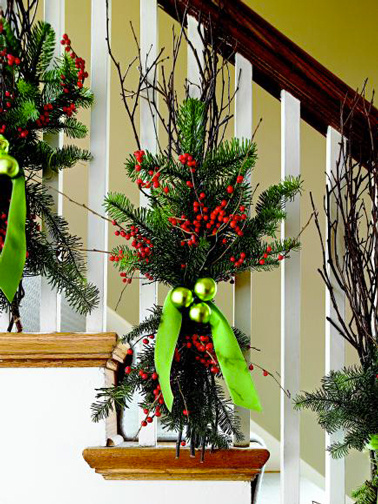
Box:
[0,332,128,369]
[82,446,270,481]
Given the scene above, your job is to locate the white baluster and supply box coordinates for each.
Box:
[86,0,111,333]
[138,0,158,447]
[187,16,203,99]
[233,53,253,447]
[41,0,65,333]
[280,90,301,504]
[325,126,345,504]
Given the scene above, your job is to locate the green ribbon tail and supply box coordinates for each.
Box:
[208,302,262,411]
[154,290,183,412]
[0,175,27,303]
[367,434,378,451]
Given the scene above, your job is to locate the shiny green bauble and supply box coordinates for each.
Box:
[171,286,194,309]
[194,277,217,302]
[0,154,19,179]
[189,302,212,324]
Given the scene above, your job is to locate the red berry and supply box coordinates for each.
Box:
[181,441,186,446]
[151,372,158,380]
[259,259,265,265]
[226,185,234,194]
[146,416,153,423]
[127,348,133,355]
[142,338,149,345]
[236,175,244,183]
[249,364,254,371]
[142,373,148,380]
[263,370,269,377]
[199,192,206,199]
[183,409,189,416]
[143,408,149,414]
[278,254,284,261]
[141,420,148,427]
[267,246,272,253]
[125,366,132,374]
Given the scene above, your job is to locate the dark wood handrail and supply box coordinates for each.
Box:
[158,0,377,166]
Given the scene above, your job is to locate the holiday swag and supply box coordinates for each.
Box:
[92,96,302,451]
[0,5,98,330]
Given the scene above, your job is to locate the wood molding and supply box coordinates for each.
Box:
[0,332,128,368]
[158,0,377,167]
[82,445,270,481]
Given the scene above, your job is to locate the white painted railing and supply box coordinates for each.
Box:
[8,2,350,502]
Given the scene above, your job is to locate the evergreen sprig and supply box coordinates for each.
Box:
[295,359,378,458]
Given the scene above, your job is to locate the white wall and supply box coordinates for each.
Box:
[0,367,251,504]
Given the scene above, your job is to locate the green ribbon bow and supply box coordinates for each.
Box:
[154,280,262,413]
[0,136,26,303]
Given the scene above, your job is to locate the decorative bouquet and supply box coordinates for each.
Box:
[0,2,98,330]
[92,12,301,455]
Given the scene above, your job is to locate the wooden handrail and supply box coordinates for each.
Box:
[158,0,377,166]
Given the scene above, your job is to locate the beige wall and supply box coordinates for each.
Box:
[62,0,378,494]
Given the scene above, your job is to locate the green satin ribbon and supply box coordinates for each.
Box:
[155,289,262,413]
[367,434,378,451]
[0,137,26,303]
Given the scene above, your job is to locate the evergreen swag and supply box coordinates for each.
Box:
[92,10,302,455]
[0,2,98,330]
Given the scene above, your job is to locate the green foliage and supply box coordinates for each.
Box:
[352,475,378,504]
[0,15,98,315]
[295,361,378,458]
[177,98,206,160]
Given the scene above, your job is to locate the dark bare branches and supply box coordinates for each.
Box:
[311,86,378,364]
[105,0,238,163]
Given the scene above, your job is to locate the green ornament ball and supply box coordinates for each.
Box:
[194,277,217,302]
[171,286,194,309]
[189,302,212,324]
[0,154,19,179]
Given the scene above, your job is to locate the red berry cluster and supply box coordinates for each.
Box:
[133,150,170,194]
[60,34,88,88]
[185,334,220,374]
[169,200,247,247]
[110,220,154,283]
[0,47,21,68]
[230,252,246,268]
[178,153,197,173]
[0,90,15,113]
[35,103,54,128]
[62,102,76,117]
[17,127,28,138]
